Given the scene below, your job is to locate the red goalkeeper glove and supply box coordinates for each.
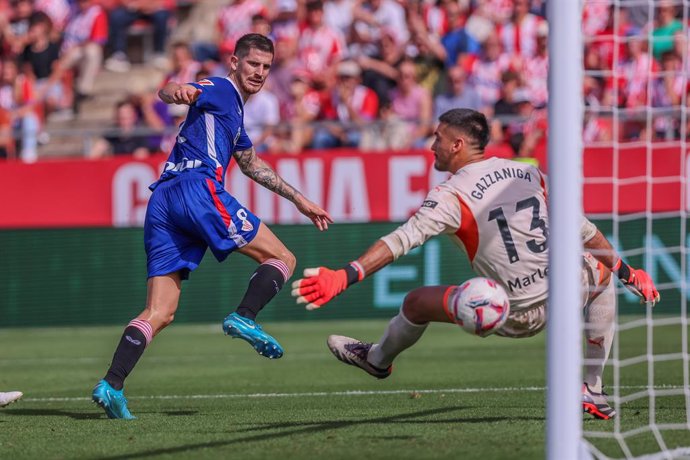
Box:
[613,259,661,306]
[291,263,364,310]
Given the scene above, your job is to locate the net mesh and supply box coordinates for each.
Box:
[581,0,690,458]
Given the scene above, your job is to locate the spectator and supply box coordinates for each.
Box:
[0,58,39,162]
[352,0,409,55]
[215,0,269,58]
[619,31,658,109]
[264,36,301,107]
[89,96,163,159]
[464,1,496,45]
[498,0,545,59]
[440,0,480,68]
[312,59,378,148]
[520,21,548,108]
[250,13,273,39]
[0,107,14,159]
[298,0,346,84]
[34,0,70,37]
[418,0,452,39]
[388,58,433,148]
[276,70,321,153]
[357,29,403,106]
[587,5,634,73]
[244,85,281,153]
[359,99,409,151]
[104,0,172,72]
[2,0,34,56]
[433,66,481,121]
[52,0,108,115]
[19,12,64,115]
[652,51,684,139]
[161,41,201,87]
[490,70,522,145]
[481,0,513,25]
[271,0,299,44]
[651,1,683,60]
[324,0,355,38]
[406,10,447,92]
[467,32,513,114]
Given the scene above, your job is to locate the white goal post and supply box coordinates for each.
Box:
[546,0,584,458]
[548,1,690,459]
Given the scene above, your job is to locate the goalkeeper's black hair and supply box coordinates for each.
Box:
[439,108,490,150]
[234,33,274,58]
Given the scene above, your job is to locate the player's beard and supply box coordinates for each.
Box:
[241,78,264,95]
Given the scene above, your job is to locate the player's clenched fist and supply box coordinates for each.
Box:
[292,263,364,310]
[613,259,661,306]
[158,83,201,106]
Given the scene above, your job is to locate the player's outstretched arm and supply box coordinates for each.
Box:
[292,185,461,310]
[233,147,333,230]
[158,82,201,105]
[585,229,660,306]
[292,240,395,310]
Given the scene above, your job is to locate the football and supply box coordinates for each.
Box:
[450,277,510,337]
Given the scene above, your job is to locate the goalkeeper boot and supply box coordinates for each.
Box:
[0,391,23,407]
[583,383,616,420]
[327,335,392,379]
[92,379,136,420]
[222,312,284,359]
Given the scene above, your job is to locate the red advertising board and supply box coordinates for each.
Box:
[0,146,685,228]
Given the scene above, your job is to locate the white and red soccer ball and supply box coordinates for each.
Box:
[450,277,510,337]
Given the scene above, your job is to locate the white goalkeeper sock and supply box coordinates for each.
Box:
[584,281,616,393]
[367,311,428,369]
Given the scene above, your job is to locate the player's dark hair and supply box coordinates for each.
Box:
[234,33,274,58]
[439,108,490,150]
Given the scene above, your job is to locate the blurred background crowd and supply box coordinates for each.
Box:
[0,0,687,162]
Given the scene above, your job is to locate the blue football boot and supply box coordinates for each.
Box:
[222,312,284,359]
[92,379,136,420]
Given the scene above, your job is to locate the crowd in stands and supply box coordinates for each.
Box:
[0,0,688,162]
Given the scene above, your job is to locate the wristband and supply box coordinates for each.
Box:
[612,258,631,282]
[343,261,365,286]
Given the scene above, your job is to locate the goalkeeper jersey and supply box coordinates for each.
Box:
[381,157,550,310]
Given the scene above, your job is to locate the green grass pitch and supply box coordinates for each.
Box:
[0,320,688,459]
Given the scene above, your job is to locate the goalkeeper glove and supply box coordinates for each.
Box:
[291,262,364,310]
[613,259,661,306]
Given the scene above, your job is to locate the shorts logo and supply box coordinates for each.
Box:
[422,200,438,209]
[237,208,253,232]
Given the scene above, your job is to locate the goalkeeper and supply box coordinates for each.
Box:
[292,108,660,420]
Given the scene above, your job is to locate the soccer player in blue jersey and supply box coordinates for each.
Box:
[92,34,333,419]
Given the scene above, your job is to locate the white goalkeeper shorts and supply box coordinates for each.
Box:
[494,253,612,339]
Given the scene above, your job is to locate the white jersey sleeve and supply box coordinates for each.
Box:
[581,216,597,243]
[381,185,461,259]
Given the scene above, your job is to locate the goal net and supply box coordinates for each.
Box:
[579,0,690,458]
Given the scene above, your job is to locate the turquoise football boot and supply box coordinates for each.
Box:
[92,379,136,420]
[222,312,284,359]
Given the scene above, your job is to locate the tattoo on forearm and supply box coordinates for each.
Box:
[234,149,301,201]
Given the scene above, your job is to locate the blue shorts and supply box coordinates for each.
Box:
[144,174,261,279]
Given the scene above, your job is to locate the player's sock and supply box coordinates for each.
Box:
[235,258,290,320]
[367,311,428,369]
[104,319,153,390]
[584,281,616,393]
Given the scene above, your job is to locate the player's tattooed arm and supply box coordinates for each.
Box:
[234,148,333,230]
[233,147,300,201]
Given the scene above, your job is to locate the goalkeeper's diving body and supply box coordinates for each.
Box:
[292,108,660,420]
[91,34,332,420]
